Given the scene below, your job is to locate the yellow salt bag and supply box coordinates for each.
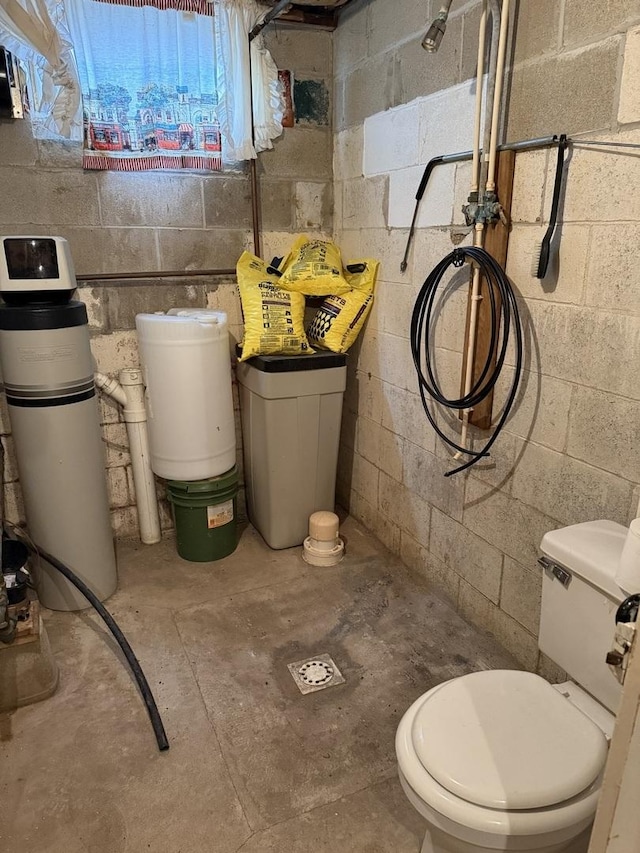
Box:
[307,259,379,353]
[236,252,313,361]
[280,235,351,296]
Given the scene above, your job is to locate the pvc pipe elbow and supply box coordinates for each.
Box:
[94,373,127,407]
[96,369,159,547]
[118,369,148,422]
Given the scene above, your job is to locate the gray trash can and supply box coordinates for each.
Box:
[237,351,347,549]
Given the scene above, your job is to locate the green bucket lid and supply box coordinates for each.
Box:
[167,465,238,495]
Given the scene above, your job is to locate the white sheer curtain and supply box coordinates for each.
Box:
[0,0,82,139]
[214,0,283,161]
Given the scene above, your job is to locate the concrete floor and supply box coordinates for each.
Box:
[1,516,518,852]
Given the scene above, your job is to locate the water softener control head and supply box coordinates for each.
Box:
[0,236,76,302]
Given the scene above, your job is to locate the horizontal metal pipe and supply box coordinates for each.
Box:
[76,268,236,282]
[570,139,640,149]
[439,134,561,168]
[400,134,561,272]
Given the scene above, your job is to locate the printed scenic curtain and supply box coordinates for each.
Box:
[65,0,223,171]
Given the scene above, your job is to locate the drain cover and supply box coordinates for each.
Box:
[300,660,334,685]
[287,653,345,695]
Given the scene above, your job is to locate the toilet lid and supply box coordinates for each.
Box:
[411,670,608,810]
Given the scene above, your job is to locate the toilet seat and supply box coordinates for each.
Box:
[396,672,608,840]
[411,670,608,810]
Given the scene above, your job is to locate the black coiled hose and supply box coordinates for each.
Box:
[410,246,523,477]
[16,535,170,752]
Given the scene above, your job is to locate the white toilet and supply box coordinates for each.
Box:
[396,520,629,853]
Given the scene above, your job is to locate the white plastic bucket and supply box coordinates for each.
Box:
[136,310,236,481]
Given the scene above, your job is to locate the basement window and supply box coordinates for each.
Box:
[0,0,283,170]
[65,0,223,172]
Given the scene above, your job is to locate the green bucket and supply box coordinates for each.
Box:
[167,465,239,562]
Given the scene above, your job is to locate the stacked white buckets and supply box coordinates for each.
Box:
[135,310,238,561]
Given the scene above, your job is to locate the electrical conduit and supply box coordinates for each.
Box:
[94,369,161,545]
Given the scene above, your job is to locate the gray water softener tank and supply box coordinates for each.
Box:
[0,236,117,611]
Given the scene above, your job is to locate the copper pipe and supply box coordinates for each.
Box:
[247,25,263,259]
[76,268,236,282]
[249,157,262,258]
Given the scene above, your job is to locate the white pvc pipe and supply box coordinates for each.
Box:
[456,224,485,458]
[478,0,502,200]
[456,0,510,460]
[119,369,161,545]
[471,1,488,193]
[486,0,511,193]
[94,370,161,545]
[94,372,126,407]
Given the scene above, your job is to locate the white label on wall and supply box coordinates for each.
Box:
[207,500,234,529]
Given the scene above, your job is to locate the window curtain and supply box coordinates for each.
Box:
[214,0,283,161]
[0,0,83,139]
[64,0,223,171]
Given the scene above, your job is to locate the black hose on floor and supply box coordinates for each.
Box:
[21,538,169,752]
[410,246,523,477]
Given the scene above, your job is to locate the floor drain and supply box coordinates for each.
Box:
[287,653,345,695]
[300,660,334,686]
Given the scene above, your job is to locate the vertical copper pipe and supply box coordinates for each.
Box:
[247,29,262,259]
[246,0,295,258]
[249,156,262,258]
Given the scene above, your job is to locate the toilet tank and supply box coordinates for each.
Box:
[538,520,627,713]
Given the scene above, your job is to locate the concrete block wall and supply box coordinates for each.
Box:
[0,25,332,538]
[334,0,640,672]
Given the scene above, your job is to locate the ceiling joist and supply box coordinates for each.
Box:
[257,0,355,32]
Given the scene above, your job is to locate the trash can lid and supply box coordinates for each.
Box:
[236,347,347,372]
